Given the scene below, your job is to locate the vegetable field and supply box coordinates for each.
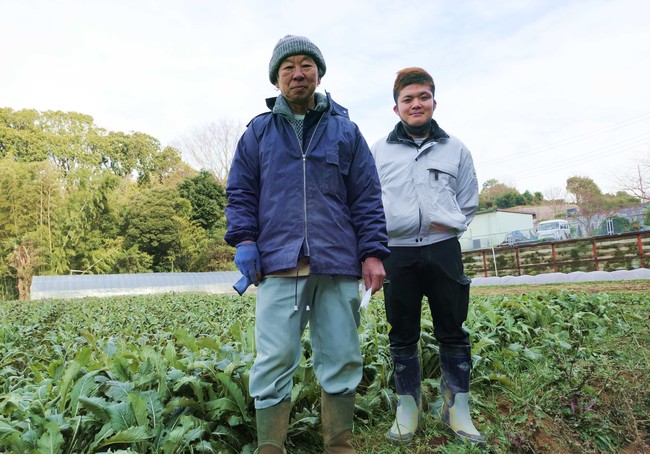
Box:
[1,286,648,453]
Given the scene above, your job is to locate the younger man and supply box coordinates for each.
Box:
[371,67,483,445]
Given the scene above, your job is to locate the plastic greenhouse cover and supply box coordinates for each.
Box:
[471,268,650,286]
[30,271,244,300]
[29,269,650,299]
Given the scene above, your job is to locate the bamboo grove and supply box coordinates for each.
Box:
[0,108,234,300]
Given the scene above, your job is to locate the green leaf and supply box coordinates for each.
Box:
[69,371,101,416]
[87,422,115,453]
[140,390,164,427]
[0,419,19,437]
[96,425,152,449]
[58,347,92,413]
[129,391,150,427]
[79,396,111,422]
[111,355,132,381]
[206,397,239,420]
[215,372,250,422]
[174,328,198,352]
[487,374,515,388]
[162,426,186,453]
[108,401,136,431]
[523,348,543,360]
[197,336,220,351]
[106,380,135,401]
[37,421,64,454]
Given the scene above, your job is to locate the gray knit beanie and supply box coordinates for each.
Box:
[268,35,326,84]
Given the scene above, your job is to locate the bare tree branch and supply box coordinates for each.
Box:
[173,117,245,185]
[614,153,650,203]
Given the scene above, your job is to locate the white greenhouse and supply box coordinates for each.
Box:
[30,271,246,300]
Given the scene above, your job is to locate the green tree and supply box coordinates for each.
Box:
[0,156,66,298]
[566,177,641,235]
[0,108,49,161]
[494,191,526,208]
[0,108,182,184]
[566,176,605,236]
[594,215,631,235]
[46,169,122,275]
[480,180,512,209]
[122,187,193,271]
[601,191,640,210]
[177,169,226,231]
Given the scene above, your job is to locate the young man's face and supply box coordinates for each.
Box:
[275,55,320,112]
[393,83,436,128]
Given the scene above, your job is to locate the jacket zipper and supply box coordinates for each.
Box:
[297,113,324,257]
[432,169,455,181]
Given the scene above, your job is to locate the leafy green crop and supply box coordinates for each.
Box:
[0,290,648,453]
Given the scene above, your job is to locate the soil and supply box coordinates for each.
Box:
[471,280,650,296]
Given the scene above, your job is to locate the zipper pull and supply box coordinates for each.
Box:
[434,170,440,180]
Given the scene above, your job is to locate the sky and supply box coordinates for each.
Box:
[2,0,649,197]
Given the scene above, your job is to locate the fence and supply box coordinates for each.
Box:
[462,230,650,278]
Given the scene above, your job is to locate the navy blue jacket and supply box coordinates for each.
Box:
[225,92,389,277]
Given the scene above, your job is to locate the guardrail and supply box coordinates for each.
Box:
[462,231,650,277]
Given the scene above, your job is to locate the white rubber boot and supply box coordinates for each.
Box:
[441,392,484,445]
[439,346,485,446]
[386,348,421,444]
[386,395,420,442]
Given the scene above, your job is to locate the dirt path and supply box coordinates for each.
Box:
[471,280,650,296]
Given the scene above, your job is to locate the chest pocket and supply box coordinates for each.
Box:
[320,148,351,198]
[427,159,458,192]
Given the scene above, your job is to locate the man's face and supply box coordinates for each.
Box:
[394,83,436,128]
[275,55,320,110]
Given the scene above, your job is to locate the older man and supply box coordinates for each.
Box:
[225,35,389,453]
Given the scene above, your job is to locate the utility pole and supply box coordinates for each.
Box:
[639,165,647,203]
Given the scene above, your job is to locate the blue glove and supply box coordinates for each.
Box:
[233,275,253,296]
[234,241,261,286]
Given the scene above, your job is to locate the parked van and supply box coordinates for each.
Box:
[536,219,571,241]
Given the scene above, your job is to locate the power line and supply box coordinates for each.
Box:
[475,112,650,167]
[486,132,650,177]
[486,134,650,184]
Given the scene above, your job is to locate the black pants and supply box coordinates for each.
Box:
[383,238,471,353]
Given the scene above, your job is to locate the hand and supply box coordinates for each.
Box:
[234,241,261,285]
[362,257,386,294]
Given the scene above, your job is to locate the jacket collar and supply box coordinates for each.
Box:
[264,91,350,120]
[387,119,449,146]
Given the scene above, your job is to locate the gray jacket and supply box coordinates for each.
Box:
[371,120,479,247]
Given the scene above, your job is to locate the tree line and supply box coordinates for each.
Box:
[0,108,233,300]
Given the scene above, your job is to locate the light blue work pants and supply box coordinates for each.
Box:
[249,275,362,409]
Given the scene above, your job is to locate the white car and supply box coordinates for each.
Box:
[536,219,571,241]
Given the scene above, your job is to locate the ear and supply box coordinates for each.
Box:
[433,99,437,112]
[393,105,399,115]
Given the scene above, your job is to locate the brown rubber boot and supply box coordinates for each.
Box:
[321,390,356,454]
[255,399,291,454]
